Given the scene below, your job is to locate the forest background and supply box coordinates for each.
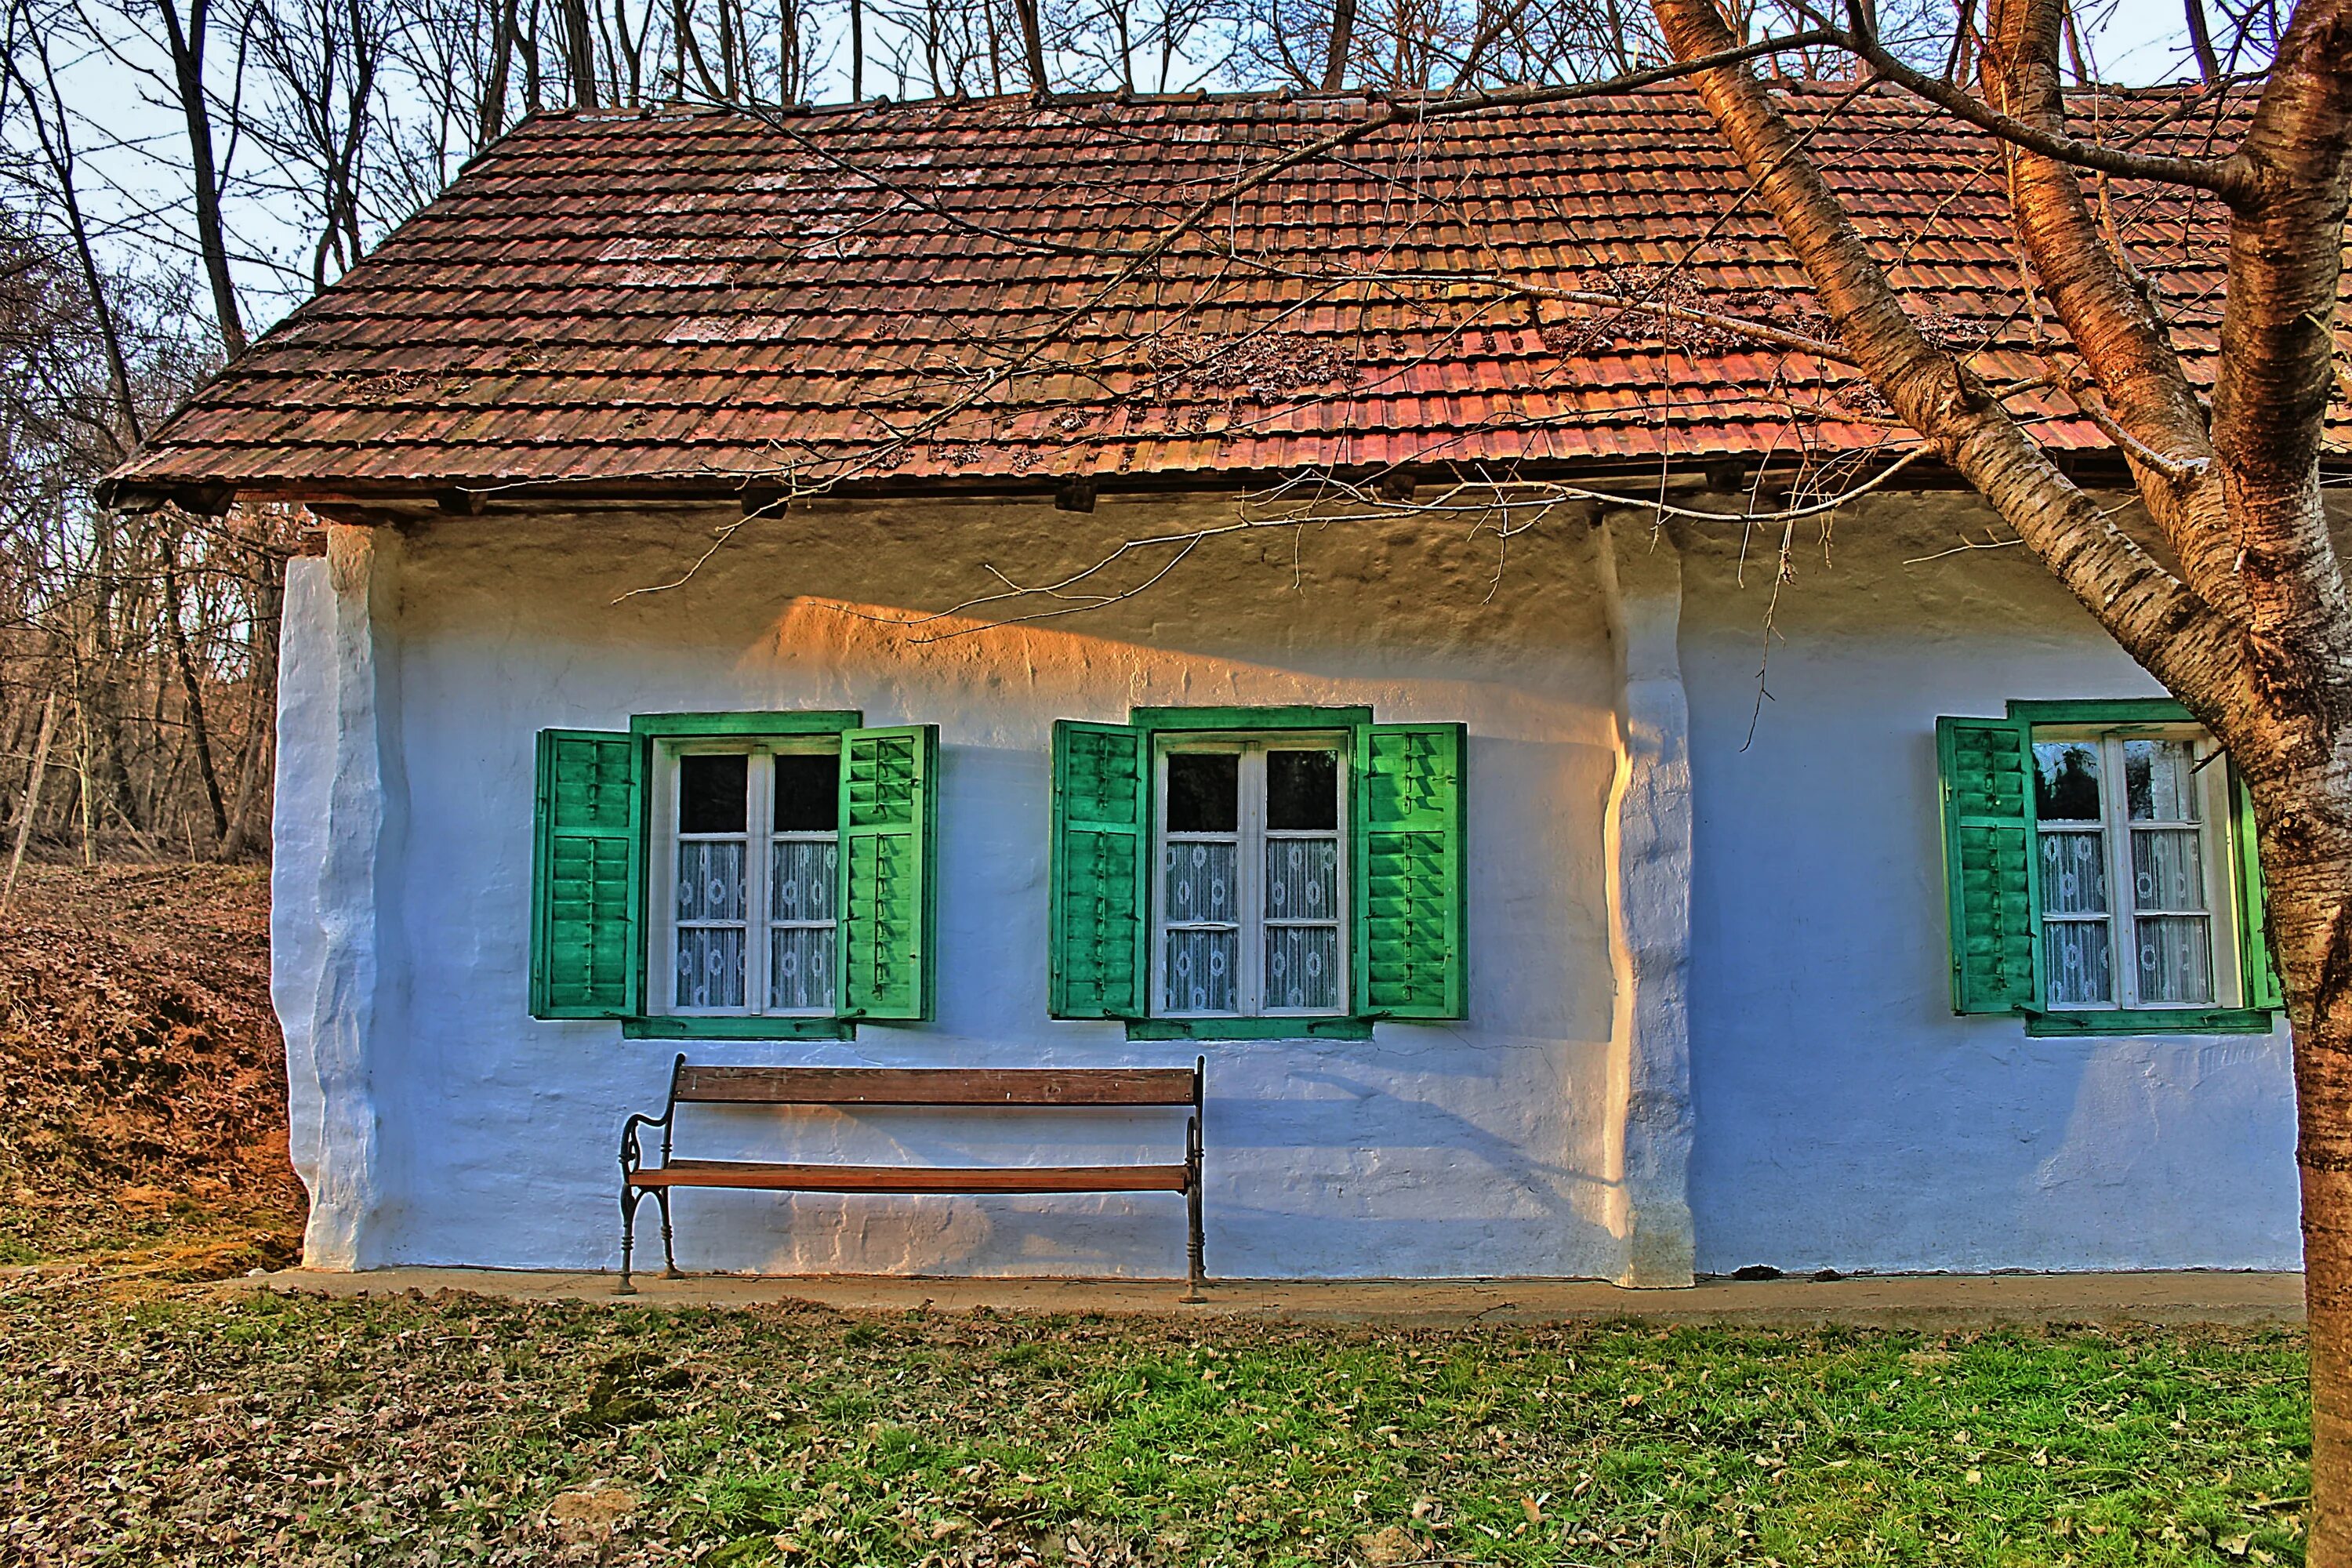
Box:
[0,0,2246,871]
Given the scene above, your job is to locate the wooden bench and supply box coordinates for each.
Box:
[618,1057,1207,1298]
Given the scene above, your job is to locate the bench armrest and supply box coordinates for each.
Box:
[619,1054,690,1180]
[619,1109,676,1178]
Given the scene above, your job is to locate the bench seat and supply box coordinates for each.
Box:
[616,1056,1207,1298]
[630,1160,1192,1194]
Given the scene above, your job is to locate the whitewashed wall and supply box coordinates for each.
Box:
[280,498,1635,1279]
[1678,493,2301,1274]
[274,488,2304,1280]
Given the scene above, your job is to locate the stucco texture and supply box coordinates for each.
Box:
[1677,493,2299,1275]
[275,488,2304,1280]
[288,497,1637,1279]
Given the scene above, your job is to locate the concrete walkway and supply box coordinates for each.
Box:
[234,1267,2307,1328]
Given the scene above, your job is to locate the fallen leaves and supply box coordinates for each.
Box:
[0,1281,2314,1568]
[0,863,302,1270]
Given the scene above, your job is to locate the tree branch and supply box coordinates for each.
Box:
[1833,23,2256,201]
[1652,0,2257,735]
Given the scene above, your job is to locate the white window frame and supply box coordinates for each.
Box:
[1152,732,1350,1019]
[648,737,841,1018]
[2031,724,2243,1014]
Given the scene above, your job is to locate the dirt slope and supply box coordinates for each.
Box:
[0,862,303,1274]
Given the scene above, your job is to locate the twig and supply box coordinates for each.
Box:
[2,691,58,917]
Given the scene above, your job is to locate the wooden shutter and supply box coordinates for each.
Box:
[1048,720,1148,1019]
[2233,768,2285,1011]
[1354,722,1467,1019]
[531,728,641,1018]
[1936,715,2039,1014]
[837,725,937,1022]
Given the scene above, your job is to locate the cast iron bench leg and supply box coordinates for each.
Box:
[656,1189,681,1279]
[1183,1109,1207,1303]
[618,1186,641,1296]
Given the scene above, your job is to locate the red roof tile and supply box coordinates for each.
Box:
[109,82,2310,501]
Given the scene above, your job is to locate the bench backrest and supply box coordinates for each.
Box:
[671,1064,1200,1108]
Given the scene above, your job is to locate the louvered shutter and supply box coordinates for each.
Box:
[836,725,937,1021]
[1354,722,1467,1019]
[1048,720,1148,1019]
[1936,715,2040,1014]
[2233,768,2285,1011]
[530,728,641,1018]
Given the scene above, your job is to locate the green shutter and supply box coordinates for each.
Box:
[2233,768,2285,1011]
[1936,715,2040,1014]
[1048,721,1148,1019]
[531,728,641,1018]
[837,724,937,1022]
[1354,722,1467,1019]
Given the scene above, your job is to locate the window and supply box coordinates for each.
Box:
[2031,730,2231,1011]
[658,744,843,1016]
[529,714,937,1036]
[1049,708,1466,1038]
[1156,738,1348,1018]
[1937,700,2279,1035]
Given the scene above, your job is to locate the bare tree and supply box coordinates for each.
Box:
[249,0,393,289]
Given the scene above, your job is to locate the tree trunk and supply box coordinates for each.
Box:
[1012,0,1049,93]
[156,0,249,358]
[159,525,229,844]
[1650,0,2352,1552]
[1322,0,1356,89]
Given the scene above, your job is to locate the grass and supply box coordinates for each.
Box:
[0,1282,2310,1566]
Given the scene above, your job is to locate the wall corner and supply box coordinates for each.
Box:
[1597,512,1697,1288]
[272,523,407,1270]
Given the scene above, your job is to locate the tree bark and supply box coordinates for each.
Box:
[1323,0,1357,89]
[1012,0,1050,93]
[1653,0,2352,1555]
[159,524,229,845]
[156,0,249,358]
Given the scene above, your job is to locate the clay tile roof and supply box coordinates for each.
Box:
[107,82,2293,503]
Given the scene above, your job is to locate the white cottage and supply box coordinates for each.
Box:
[105,85,2312,1286]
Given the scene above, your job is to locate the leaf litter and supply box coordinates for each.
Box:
[0,1281,2312,1566]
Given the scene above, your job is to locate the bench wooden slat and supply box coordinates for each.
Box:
[629,1159,1192,1194]
[672,1065,1199,1107]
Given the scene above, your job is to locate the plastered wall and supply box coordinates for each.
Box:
[274,486,2305,1280]
[1676,492,2301,1274]
[282,496,1638,1278]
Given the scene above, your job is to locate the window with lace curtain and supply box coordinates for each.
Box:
[2032,729,2235,1011]
[1156,736,1348,1019]
[655,742,843,1017]
[1937,699,2280,1035]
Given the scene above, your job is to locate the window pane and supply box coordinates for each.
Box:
[1265,838,1339,921]
[2038,830,2108,915]
[2125,739,2201,822]
[1267,749,1339,829]
[2136,915,2213,1004]
[773,752,840,832]
[771,838,839,921]
[1265,926,1339,1011]
[1163,840,1237,924]
[2132,828,2205,912]
[1166,753,1239,833]
[675,927,746,1009]
[2032,742,2102,822]
[769,926,837,1011]
[1164,928,1239,1013]
[2044,920,2112,1007]
[677,840,746,921]
[679,753,748,833]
